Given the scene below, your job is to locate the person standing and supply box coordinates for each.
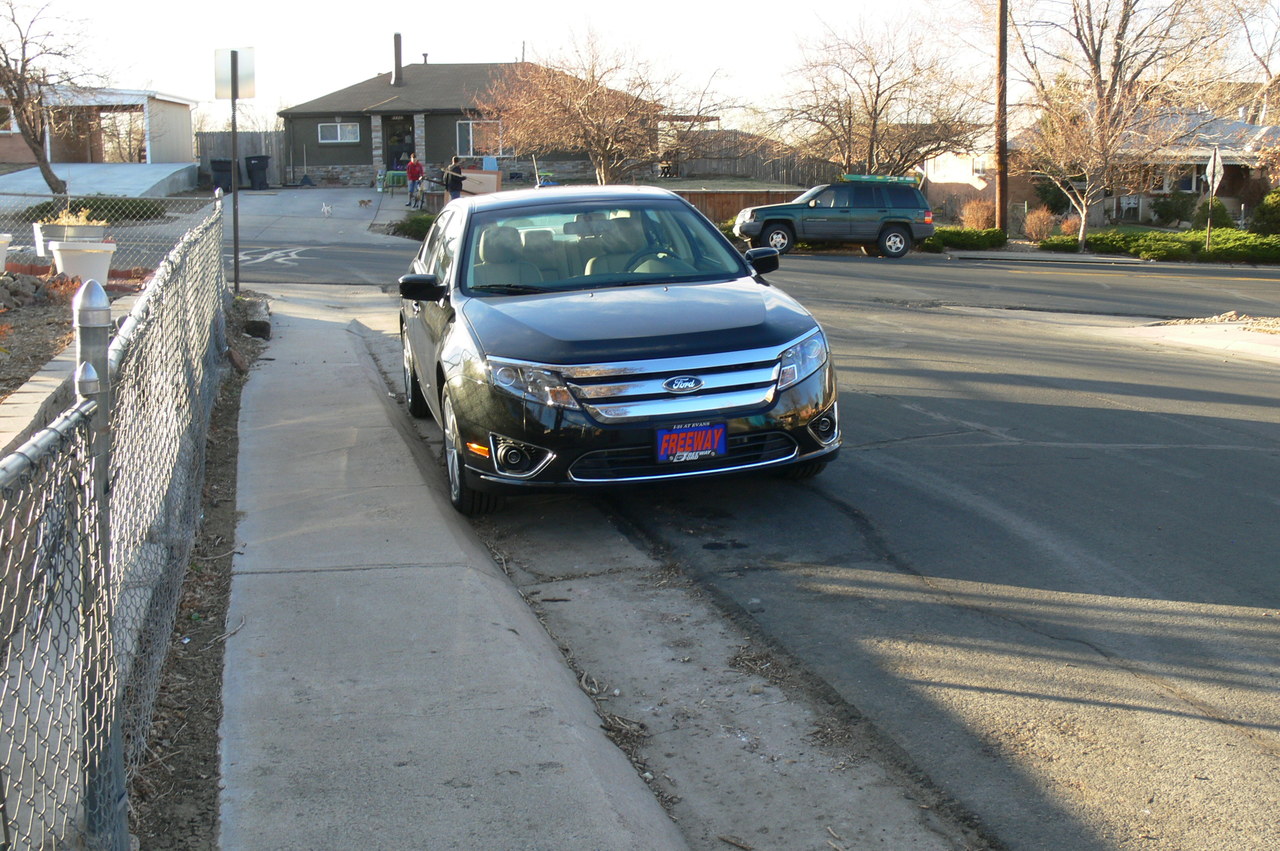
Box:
[443,156,465,200]
[405,153,425,208]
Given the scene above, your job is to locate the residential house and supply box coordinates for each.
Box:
[277,35,593,188]
[923,111,1280,228]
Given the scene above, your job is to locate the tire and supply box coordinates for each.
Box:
[402,327,431,419]
[877,226,912,259]
[442,392,502,516]
[760,223,795,254]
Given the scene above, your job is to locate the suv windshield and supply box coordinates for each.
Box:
[462,200,746,294]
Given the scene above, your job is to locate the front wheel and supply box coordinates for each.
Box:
[402,328,431,419]
[759,223,795,254]
[442,393,502,516]
[878,226,912,259]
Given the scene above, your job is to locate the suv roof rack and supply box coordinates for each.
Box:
[838,174,919,184]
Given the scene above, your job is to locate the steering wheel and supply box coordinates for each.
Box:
[624,249,671,271]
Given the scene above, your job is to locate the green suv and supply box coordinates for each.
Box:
[733,175,934,258]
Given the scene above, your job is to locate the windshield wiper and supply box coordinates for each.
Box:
[470,283,553,295]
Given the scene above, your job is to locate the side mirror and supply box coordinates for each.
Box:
[398,273,446,302]
[808,199,818,208]
[744,247,780,275]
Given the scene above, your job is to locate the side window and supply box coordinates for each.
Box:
[885,186,923,208]
[417,211,450,268]
[850,185,878,208]
[833,186,855,207]
[435,213,463,282]
[812,188,838,208]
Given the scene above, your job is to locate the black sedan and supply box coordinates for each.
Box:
[399,185,840,514]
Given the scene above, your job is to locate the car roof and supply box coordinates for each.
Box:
[447,184,684,214]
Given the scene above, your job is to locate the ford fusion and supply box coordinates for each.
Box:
[398,185,840,514]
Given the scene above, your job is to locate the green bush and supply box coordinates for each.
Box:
[930,227,1008,250]
[1150,192,1196,227]
[391,211,436,241]
[1191,197,1235,230]
[1130,234,1193,261]
[919,235,945,253]
[1038,235,1080,252]
[1248,189,1280,235]
[1084,231,1139,255]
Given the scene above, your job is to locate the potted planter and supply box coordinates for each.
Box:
[0,233,10,272]
[48,240,115,283]
[33,222,107,257]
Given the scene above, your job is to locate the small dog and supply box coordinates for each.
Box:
[358,199,372,208]
[321,202,333,218]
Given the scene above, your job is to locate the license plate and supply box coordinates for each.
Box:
[656,423,726,463]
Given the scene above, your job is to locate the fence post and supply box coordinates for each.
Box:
[73,279,128,851]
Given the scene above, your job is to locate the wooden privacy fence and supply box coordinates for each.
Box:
[672,190,801,225]
[195,130,287,189]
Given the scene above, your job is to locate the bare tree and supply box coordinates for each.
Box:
[777,24,988,176]
[0,1,91,194]
[1011,0,1236,245]
[1225,0,1280,120]
[476,37,731,184]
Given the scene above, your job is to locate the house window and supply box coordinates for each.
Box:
[456,120,507,157]
[0,106,17,133]
[318,122,360,144]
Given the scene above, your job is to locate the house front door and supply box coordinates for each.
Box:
[383,116,414,170]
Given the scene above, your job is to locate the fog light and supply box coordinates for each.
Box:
[499,443,531,471]
[490,435,553,478]
[809,404,839,444]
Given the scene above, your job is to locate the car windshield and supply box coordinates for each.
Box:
[461,199,747,295]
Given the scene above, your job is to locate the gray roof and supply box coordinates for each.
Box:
[278,62,517,117]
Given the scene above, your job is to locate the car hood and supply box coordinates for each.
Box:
[742,202,805,217]
[461,278,818,364]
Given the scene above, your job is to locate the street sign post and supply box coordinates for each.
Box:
[1206,147,1223,251]
[215,48,255,294]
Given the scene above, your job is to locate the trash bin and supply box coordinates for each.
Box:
[210,158,235,193]
[245,155,270,190]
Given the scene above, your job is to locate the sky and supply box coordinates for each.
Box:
[47,0,979,126]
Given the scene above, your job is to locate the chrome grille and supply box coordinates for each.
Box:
[547,339,806,424]
[570,432,798,481]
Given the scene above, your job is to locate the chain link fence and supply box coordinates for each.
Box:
[0,192,217,284]
[1,201,228,849]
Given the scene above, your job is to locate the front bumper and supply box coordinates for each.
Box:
[450,366,840,493]
[733,219,762,240]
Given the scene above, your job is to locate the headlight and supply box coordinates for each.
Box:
[488,358,580,409]
[737,209,755,224]
[778,330,828,390]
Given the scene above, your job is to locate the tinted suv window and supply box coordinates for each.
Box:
[850,185,879,208]
[884,186,924,207]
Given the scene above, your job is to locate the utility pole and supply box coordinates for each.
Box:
[995,0,1009,232]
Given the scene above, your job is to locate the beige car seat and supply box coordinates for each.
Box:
[584,217,648,275]
[472,226,543,286]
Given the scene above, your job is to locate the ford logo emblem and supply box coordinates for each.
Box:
[663,376,703,394]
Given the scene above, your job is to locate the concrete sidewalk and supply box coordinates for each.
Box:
[217,285,687,850]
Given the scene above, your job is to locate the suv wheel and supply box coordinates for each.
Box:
[878,226,912,259]
[759,223,795,254]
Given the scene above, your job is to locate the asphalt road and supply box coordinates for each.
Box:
[257,230,1280,849]
[592,254,1280,850]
